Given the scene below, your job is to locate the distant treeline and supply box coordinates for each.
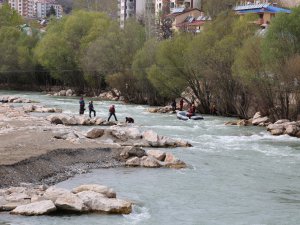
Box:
[0,4,299,120]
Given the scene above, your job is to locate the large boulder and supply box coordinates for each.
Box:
[5,193,30,202]
[0,200,31,211]
[72,184,116,198]
[275,119,290,124]
[140,156,162,168]
[85,128,105,139]
[76,191,132,214]
[10,200,56,216]
[43,187,71,202]
[285,125,299,136]
[55,193,87,212]
[95,117,105,125]
[164,153,187,169]
[125,128,142,139]
[252,116,270,126]
[47,114,64,124]
[142,130,159,147]
[158,136,176,147]
[59,90,66,96]
[125,157,141,167]
[175,139,192,147]
[120,146,146,159]
[66,89,73,96]
[267,123,284,131]
[111,127,142,140]
[146,150,166,161]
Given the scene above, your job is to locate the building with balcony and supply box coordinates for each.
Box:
[9,0,28,16]
[36,0,62,19]
[118,0,153,28]
[9,0,62,18]
[154,0,201,15]
[165,8,210,33]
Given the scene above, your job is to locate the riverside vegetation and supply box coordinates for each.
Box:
[0,4,299,121]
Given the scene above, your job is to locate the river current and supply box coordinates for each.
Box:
[1,91,300,225]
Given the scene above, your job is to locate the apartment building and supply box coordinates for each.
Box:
[118,0,151,28]
[9,0,62,18]
[9,0,28,16]
[154,0,201,15]
[36,0,63,19]
[118,0,201,27]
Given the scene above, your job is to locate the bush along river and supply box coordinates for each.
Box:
[0,91,300,225]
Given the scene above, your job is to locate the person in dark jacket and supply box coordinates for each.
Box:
[88,101,96,118]
[171,100,176,112]
[79,97,85,115]
[107,105,118,121]
[179,98,184,111]
[125,117,134,123]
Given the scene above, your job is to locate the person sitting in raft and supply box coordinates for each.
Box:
[88,100,96,118]
[171,99,176,112]
[79,97,85,115]
[187,103,196,118]
[108,104,118,121]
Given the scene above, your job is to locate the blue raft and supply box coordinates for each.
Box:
[177,111,204,121]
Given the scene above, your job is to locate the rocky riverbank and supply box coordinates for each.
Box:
[0,97,191,193]
[225,112,300,138]
[0,184,132,216]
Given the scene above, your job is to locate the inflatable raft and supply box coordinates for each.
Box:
[177,111,204,121]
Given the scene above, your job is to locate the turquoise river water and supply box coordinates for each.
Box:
[0,91,300,225]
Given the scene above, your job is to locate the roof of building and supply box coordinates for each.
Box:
[176,16,207,27]
[234,3,291,14]
[166,8,202,17]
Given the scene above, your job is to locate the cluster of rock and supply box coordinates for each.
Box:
[267,120,300,137]
[48,89,75,97]
[0,184,132,216]
[98,89,125,101]
[0,96,35,104]
[47,114,116,126]
[147,106,175,114]
[225,112,300,138]
[23,104,62,113]
[83,127,192,148]
[0,104,28,119]
[122,147,187,169]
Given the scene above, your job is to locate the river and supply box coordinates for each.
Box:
[1,91,300,225]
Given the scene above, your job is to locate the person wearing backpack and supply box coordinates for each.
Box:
[108,105,118,121]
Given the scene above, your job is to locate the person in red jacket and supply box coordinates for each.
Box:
[107,105,118,121]
[179,98,184,111]
[187,103,196,118]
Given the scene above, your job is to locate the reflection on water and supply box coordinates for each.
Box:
[1,91,300,225]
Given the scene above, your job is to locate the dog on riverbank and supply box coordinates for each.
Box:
[125,117,134,123]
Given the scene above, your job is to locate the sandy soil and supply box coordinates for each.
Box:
[0,104,124,187]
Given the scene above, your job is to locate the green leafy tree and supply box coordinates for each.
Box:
[83,19,146,95]
[131,39,163,105]
[0,26,37,85]
[34,10,112,91]
[147,34,191,99]
[261,6,300,119]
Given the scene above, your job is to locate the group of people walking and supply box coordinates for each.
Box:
[79,97,117,121]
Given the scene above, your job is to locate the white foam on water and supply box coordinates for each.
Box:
[123,205,151,224]
[135,105,146,110]
[142,125,188,131]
